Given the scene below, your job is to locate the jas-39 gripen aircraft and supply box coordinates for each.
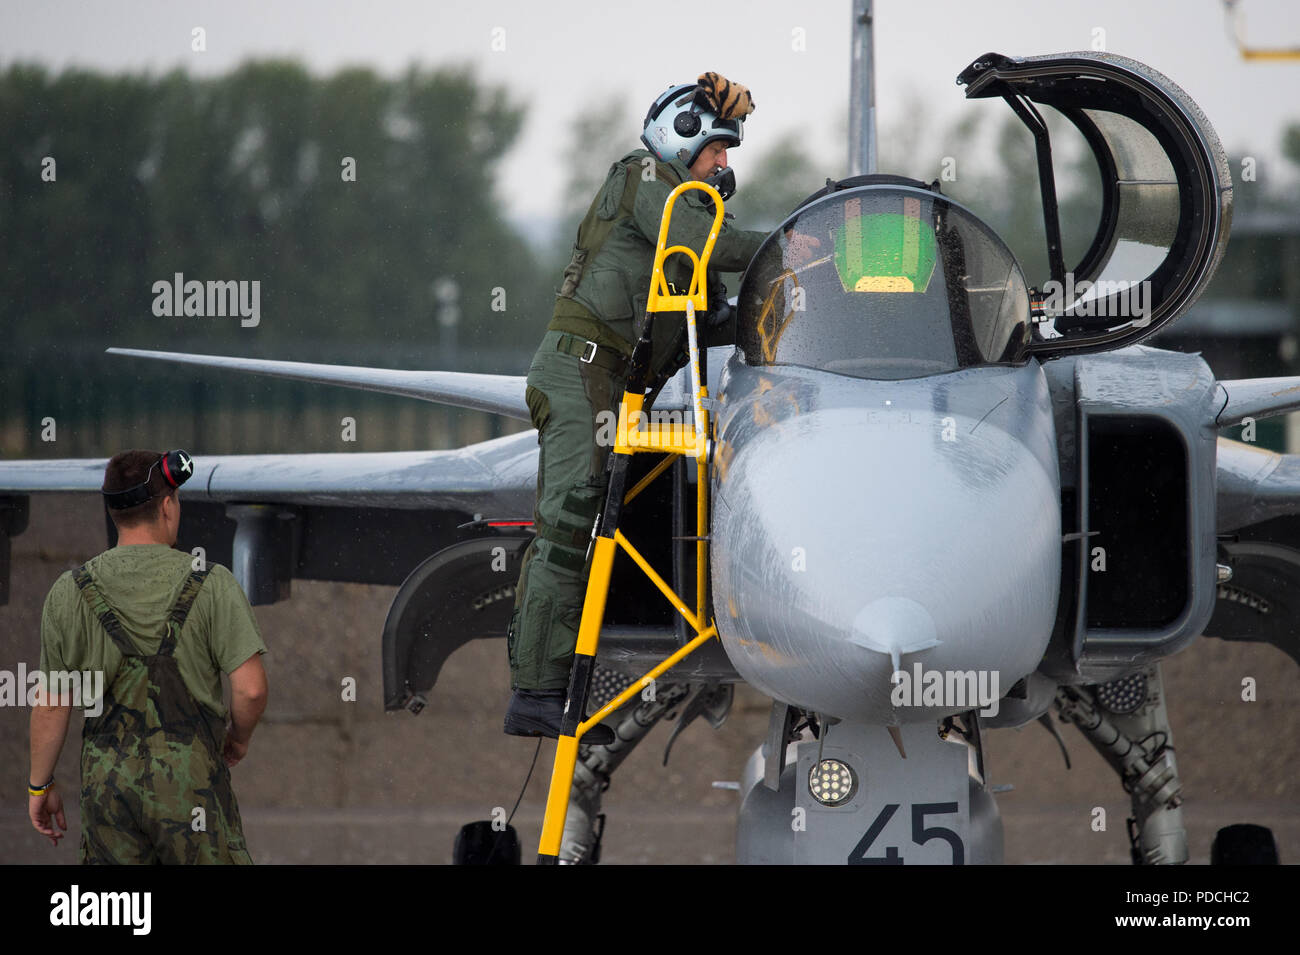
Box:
[2,48,1296,865]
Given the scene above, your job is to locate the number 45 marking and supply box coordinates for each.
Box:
[847,802,965,865]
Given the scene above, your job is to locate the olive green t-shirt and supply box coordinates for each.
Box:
[39,544,266,719]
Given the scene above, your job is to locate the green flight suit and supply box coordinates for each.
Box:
[508,149,768,690]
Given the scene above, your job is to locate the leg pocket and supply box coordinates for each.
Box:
[544,602,583,676]
[525,384,551,434]
[511,588,555,689]
[506,607,521,672]
[553,485,603,549]
[579,364,624,479]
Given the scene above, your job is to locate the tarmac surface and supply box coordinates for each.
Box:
[2,495,1298,864]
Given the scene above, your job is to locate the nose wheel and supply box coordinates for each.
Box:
[1211,823,1279,865]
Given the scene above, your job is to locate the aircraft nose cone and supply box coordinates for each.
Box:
[849,596,940,672]
[712,397,1060,723]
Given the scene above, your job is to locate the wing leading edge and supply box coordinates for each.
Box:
[106,347,531,422]
[0,430,539,511]
[0,433,541,604]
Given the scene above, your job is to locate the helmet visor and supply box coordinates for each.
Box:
[708,114,743,146]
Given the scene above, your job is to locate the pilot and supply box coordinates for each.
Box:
[28,449,268,863]
[504,72,772,741]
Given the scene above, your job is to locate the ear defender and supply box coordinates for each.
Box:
[103,449,194,510]
[159,449,194,489]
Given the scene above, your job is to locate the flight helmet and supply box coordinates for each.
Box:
[641,81,745,169]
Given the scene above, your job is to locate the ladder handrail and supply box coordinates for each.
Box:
[535,181,726,864]
[646,180,725,314]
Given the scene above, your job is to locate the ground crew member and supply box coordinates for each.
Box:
[28,448,267,863]
[504,72,771,741]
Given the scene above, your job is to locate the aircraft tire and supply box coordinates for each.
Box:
[1210,823,1279,865]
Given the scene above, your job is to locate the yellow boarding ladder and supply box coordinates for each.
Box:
[536,181,724,864]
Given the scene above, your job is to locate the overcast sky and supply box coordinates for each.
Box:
[3,0,1297,226]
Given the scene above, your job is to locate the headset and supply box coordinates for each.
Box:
[102,449,194,510]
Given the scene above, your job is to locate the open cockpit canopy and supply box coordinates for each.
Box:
[957,51,1233,354]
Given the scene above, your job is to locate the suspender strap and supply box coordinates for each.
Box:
[72,564,138,658]
[160,570,209,657]
[71,564,209,658]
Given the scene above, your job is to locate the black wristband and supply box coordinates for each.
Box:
[29,775,54,792]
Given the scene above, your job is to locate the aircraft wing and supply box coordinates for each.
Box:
[0,435,539,510]
[1215,435,1300,534]
[106,347,531,421]
[1208,436,1300,665]
[1,344,543,601]
[0,346,541,591]
[0,432,540,589]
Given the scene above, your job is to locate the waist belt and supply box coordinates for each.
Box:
[554,332,629,377]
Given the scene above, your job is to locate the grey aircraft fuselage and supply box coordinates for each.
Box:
[710,355,1061,725]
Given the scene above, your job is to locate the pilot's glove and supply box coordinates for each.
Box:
[702,279,736,349]
[706,279,733,329]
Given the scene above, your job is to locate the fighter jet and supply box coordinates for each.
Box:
[1,50,1293,864]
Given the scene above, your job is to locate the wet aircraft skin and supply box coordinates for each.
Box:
[710,356,1061,724]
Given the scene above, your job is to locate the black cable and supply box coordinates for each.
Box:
[489,737,542,863]
[508,737,543,828]
[1215,383,1230,427]
[1136,730,1171,756]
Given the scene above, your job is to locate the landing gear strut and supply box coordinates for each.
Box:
[1055,664,1187,864]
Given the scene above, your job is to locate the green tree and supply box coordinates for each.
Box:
[0,61,551,364]
[724,133,832,233]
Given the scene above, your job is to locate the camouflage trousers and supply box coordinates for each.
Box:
[73,565,252,865]
[508,330,626,690]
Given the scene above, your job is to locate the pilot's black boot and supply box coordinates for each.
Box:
[504,689,616,745]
